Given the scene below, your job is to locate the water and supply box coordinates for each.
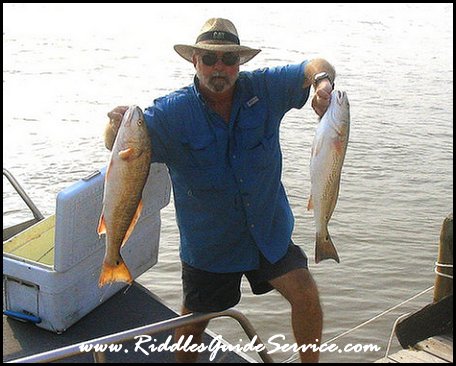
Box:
[3,3,453,363]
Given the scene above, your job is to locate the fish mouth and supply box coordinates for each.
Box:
[335,90,348,106]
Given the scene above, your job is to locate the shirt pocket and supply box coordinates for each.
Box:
[237,111,266,150]
[247,133,279,172]
[183,134,218,168]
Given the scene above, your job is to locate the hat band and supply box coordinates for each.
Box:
[196,31,240,45]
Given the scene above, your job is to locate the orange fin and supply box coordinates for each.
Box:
[98,257,133,287]
[307,195,314,210]
[97,213,106,235]
[121,200,143,247]
[118,147,134,160]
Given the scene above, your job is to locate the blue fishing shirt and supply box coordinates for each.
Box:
[144,62,310,273]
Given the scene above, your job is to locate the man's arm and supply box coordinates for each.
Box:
[303,58,336,117]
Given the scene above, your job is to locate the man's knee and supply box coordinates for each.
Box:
[175,306,209,339]
[272,269,321,307]
[300,270,320,299]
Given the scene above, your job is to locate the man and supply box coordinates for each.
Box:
[106,18,334,363]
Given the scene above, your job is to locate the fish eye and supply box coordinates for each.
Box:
[137,119,143,126]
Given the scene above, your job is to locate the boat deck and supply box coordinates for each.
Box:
[375,334,453,363]
[3,282,253,363]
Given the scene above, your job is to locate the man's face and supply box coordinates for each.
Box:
[193,51,240,93]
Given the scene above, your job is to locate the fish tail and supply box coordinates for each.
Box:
[98,257,133,287]
[315,232,340,264]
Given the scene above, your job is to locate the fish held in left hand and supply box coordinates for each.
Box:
[308,90,350,264]
[97,105,152,287]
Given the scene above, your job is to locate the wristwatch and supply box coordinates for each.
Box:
[313,72,334,89]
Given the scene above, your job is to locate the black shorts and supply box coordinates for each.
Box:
[181,242,308,312]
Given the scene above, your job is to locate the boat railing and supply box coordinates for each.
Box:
[7,308,274,363]
[381,312,412,361]
[3,168,45,241]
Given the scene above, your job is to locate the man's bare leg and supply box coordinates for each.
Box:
[174,306,209,363]
[269,268,323,363]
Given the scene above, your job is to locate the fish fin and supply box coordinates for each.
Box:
[121,200,143,247]
[97,214,106,235]
[315,232,340,264]
[98,257,133,287]
[118,147,134,160]
[307,195,314,210]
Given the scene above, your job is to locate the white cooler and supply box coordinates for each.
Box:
[3,164,171,333]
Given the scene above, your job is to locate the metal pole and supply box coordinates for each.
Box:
[8,309,274,363]
[3,168,44,221]
[222,309,274,363]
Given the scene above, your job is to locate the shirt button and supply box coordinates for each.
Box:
[232,154,236,159]
[239,178,244,183]
[250,224,255,228]
[246,202,250,207]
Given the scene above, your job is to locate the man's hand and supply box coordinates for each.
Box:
[303,58,335,118]
[104,106,128,150]
[311,79,332,118]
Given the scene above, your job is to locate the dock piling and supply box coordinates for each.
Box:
[433,213,453,303]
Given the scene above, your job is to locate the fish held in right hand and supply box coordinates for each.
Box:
[104,106,129,151]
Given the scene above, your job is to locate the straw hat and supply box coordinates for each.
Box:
[174,18,261,65]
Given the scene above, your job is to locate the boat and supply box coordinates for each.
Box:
[375,297,453,363]
[375,213,453,363]
[3,167,271,363]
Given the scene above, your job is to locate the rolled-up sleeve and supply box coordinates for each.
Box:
[263,61,310,114]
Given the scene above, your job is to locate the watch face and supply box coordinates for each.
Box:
[314,72,332,87]
[315,72,328,81]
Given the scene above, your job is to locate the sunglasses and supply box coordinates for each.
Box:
[201,52,240,67]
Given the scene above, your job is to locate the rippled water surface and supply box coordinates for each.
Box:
[3,4,453,363]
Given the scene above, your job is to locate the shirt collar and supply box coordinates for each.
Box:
[192,76,205,103]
